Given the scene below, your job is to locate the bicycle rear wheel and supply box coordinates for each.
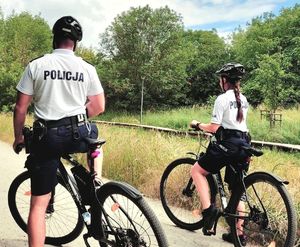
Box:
[160,157,217,231]
[96,183,168,247]
[230,172,297,247]
[8,171,84,245]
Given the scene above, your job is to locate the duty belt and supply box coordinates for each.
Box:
[43,114,87,128]
[223,129,249,139]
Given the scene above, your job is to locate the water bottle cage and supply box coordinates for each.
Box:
[71,165,93,205]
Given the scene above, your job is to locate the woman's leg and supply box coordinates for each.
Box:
[191,162,210,210]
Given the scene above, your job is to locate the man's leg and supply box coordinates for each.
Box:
[237,200,245,235]
[28,193,51,247]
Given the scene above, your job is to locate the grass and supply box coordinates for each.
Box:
[99,106,300,144]
[2,112,300,200]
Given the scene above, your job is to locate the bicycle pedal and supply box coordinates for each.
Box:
[202,228,216,236]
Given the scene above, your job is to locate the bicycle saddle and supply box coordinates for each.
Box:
[241,146,263,157]
[83,137,106,148]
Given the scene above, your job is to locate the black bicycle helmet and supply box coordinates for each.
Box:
[52,16,82,42]
[216,62,245,79]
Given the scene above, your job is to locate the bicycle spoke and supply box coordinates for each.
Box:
[99,188,166,247]
[9,172,83,245]
[161,160,203,228]
[231,173,297,247]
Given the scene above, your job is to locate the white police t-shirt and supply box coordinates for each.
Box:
[211,90,249,132]
[17,49,104,120]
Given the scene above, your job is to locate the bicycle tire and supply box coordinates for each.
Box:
[96,183,169,247]
[230,172,297,247]
[8,171,84,245]
[160,157,217,231]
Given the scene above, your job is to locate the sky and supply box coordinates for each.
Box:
[0,0,298,48]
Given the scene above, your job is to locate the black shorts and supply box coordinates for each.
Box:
[198,137,249,189]
[26,122,98,196]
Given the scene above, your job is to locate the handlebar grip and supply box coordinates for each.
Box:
[190,121,201,130]
[15,143,25,154]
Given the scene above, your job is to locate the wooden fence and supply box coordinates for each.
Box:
[92,120,300,153]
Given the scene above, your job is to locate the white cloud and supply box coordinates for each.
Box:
[0,0,293,48]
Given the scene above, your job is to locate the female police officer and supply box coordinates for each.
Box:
[13,16,105,247]
[190,63,249,246]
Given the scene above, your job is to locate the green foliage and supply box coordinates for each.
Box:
[1,4,300,112]
[98,106,300,145]
[184,29,229,104]
[231,5,300,108]
[231,12,279,70]
[99,5,193,110]
[75,45,98,64]
[0,11,51,111]
[253,53,289,111]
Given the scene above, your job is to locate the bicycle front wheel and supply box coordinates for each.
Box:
[230,172,297,247]
[96,183,168,247]
[8,171,84,245]
[160,157,217,231]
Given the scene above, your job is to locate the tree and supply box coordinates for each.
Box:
[99,5,193,110]
[231,12,279,71]
[231,5,300,107]
[0,12,51,111]
[76,45,98,64]
[184,29,229,104]
[253,53,289,112]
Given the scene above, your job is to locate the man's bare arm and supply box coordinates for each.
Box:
[13,91,32,151]
[85,93,105,118]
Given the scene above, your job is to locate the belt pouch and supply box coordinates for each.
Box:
[71,116,80,140]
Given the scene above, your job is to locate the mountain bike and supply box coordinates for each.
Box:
[160,126,297,247]
[8,126,168,247]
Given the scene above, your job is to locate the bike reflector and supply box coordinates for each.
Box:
[111,203,120,212]
[24,191,31,196]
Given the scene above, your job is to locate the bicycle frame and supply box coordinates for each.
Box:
[53,151,144,246]
[160,128,296,246]
[14,126,168,247]
[185,132,259,233]
[54,154,118,246]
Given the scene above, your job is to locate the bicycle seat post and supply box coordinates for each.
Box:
[88,147,100,179]
[84,137,106,179]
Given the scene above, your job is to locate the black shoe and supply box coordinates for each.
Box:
[222,232,246,246]
[202,205,219,235]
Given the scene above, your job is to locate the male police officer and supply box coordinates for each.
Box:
[13,16,105,247]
